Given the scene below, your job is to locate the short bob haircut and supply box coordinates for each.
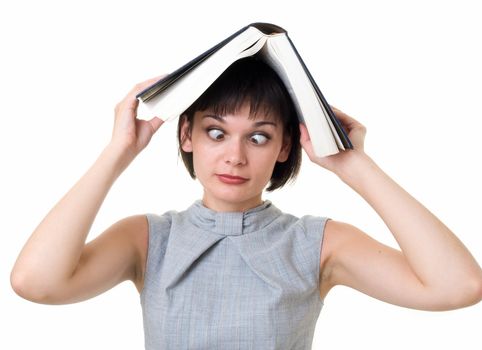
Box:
[177,56,302,192]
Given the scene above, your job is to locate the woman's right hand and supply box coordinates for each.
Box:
[110,77,165,161]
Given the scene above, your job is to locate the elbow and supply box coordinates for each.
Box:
[426,273,482,311]
[11,270,31,301]
[445,275,482,310]
[467,274,482,306]
[10,268,51,304]
[461,272,482,307]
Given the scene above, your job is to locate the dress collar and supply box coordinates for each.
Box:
[186,200,281,236]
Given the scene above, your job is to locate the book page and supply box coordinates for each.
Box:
[139,27,268,121]
[259,35,340,157]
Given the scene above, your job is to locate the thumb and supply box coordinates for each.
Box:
[299,123,318,161]
[299,123,311,148]
[149,117,164,133]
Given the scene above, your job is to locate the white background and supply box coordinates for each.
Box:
[1,0,481,349]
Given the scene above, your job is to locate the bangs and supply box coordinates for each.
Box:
[183,56,295,124]
[201,96,281,123]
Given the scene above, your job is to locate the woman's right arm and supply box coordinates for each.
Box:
[10,78,163,304]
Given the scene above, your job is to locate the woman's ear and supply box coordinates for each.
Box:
[277,136,291,163]
[180,115,193,152]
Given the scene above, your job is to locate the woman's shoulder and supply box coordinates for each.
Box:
[273,205,330,233]
[105,214,149,258]
[114,212,176,293]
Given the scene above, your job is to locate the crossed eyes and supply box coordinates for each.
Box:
[206,128,270,145]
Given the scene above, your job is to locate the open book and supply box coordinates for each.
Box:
[136,22,352,157]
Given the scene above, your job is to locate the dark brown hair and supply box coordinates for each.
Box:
[177,56,301,191]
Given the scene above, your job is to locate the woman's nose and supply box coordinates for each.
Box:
[224,139,247,166]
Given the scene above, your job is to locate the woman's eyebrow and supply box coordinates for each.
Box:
[252,120,277,128]
[202,114,278,127]
[202,114,226,123]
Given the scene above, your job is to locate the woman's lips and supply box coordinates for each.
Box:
[216,174,249,185]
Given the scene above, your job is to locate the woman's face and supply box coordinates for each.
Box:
[181,103,290,212]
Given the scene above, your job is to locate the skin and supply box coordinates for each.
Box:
[11,79,482,312]
[180,107,290,212]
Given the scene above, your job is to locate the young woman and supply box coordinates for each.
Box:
[11,58,482,349]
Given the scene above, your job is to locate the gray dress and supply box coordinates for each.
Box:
[141,200,329,349]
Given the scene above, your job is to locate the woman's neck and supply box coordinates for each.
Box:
[201,192,264,212]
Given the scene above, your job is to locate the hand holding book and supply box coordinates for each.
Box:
[300,106,367,175]
[109,77,165,166]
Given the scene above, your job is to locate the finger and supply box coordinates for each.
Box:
[330,105,350,120]
[330,105,348,116]
[148,117,164,133]
[330,106,363,130]
[117,76,166,115]
[299,123,310,142]
[298,123,315,157]
[128,75,165,99]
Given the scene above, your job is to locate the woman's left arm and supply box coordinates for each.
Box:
[301,108,482,310]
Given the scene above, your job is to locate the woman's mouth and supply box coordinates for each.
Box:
[216,174,249,185]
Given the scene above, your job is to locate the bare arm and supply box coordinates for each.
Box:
[10,78,162,304]
[302,109,482,310]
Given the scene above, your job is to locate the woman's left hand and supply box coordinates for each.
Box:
[299,106,367,175]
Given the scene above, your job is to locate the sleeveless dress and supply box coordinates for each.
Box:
[140,200,329,349]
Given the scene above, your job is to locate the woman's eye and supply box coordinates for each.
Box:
[207,128,225,140]
[250,133,269,145]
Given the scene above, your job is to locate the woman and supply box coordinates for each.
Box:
[11,58,482,349]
